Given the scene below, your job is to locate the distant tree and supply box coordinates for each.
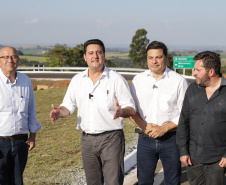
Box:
[19,58,29,66]
[45,44,69,66]
[129,29,149,68]
[45,44,86,67]
[17,50,24,55]
[167,54,174,70]
[45,43,120,67]
[69,44,87,67]
[213,50,223,54]
[19,58,40,66]
[105,59,117,67]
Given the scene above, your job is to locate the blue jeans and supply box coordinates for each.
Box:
[137,132,181,185]
[0,137,28,185]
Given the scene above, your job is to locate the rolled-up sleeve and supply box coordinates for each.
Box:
[60,78,77,115]
[116,76,135,110]
[171,78,189,125]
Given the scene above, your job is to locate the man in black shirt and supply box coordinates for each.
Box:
[176,51,226,185]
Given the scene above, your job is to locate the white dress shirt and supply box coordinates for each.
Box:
[130,67,188,126]
[0,69,41,136]
[60,66,135,134]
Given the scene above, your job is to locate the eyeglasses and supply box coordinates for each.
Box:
[0,55,19,60]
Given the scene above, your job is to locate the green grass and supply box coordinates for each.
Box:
[105,52,129,59]
[221,58,226,65]
[21,49,47,56]
[23,85,137,184]
[19,52,130,65]
[20,55,46,63]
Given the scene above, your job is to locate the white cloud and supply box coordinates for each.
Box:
[24,18,40,25]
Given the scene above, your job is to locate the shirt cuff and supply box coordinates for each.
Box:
[179,147,190,157]
[120,103,135,110]
[29,122,42,133]
[172,116,179,125]
[60,103,75,115]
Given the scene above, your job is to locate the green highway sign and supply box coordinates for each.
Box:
[173,57,195,69]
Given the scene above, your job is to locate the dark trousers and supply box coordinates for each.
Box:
[0,137,28,185]
[81,130,125,185]
[137,132,181,185]
[187,159,225,185]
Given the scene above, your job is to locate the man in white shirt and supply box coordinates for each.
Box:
[130,41,188,185]
[0,47,41,184]
[50,39,135,185]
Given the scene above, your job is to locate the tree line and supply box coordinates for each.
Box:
[13,28,174,69]
[42,28,174,69]
[44,44,115,67]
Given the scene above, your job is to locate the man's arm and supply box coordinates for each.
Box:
[26,133,36,151]
[130,112,153,135]
[114,101,135,119]
[50,104,70,124]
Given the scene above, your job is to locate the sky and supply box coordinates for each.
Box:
[1,0,226,50]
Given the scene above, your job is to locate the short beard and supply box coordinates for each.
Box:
[195,74,210,87]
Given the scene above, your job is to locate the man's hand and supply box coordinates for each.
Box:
[26,133,36,151]
[50,104,61,124]
[148,124,167,138]
[180,155,192,166]
[144,123,153,135]
[113,101,122,120]
[219,157,226,167]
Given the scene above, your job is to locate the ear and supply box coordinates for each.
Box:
[83,54,87,62]
[208,68,215,77]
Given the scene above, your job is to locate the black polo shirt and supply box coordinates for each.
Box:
[176,75,226,164]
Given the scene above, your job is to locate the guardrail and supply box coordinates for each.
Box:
[17,66,195,79]
[17,66,146,73]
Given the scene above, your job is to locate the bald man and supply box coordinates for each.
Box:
[0,47,41,185]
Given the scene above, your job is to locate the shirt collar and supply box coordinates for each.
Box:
[0,68,18,84]
[82,65,109,79]
[220,74,226,86]
[146,67,170,79]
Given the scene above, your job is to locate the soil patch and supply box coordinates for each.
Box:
[31,79,71,90]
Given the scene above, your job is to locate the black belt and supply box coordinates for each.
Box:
[83,129,122,136]
[0,134,27,140]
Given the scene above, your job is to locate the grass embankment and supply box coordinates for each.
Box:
[20,55,47,64]
[23,84,137,184]
[105,52,129,59]
[19,53,130,65]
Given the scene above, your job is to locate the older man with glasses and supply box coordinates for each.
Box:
[0,47,41,185]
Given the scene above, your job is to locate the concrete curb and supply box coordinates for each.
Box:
[124,149,137,173]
